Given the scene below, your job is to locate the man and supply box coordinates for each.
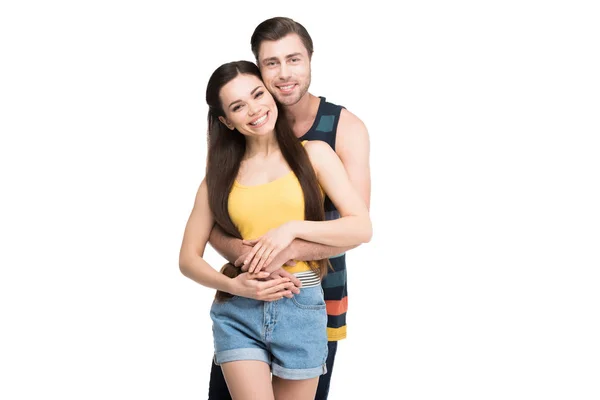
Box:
[207,17,371,400]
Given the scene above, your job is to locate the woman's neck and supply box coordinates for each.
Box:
[244,131,279,159]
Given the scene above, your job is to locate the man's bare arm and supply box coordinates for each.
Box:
[288,239,355,261]
[208,224,248,264]
[242,239,353,275]
[212,225,302,289]
[335,108,371,211]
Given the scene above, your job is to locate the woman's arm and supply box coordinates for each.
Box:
[243,141,372,273]
[179,179,297,300]
[293,140,372,246]
[179,179,236,291]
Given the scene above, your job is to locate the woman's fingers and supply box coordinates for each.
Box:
[249,278,296,301]
[246,242,265,273]
[258,280,295,296]
[254,247,275,273]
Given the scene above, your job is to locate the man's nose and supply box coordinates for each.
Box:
[279,63,291,80]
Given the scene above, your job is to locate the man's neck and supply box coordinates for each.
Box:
[284,93,321,138]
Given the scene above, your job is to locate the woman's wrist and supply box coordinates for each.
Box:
[222,276,237,296]
[286,220,303,239]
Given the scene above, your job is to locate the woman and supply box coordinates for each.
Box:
[179,60,371,400]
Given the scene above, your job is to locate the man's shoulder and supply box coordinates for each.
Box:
[337,107,368,140]
[315,94,365,132]
[339,107,365,126]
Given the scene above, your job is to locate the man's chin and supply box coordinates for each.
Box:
[276,96,301,107]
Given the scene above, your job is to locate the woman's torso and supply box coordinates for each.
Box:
[228,167,313,274]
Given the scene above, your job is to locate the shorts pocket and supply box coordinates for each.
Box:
[291,287,326,310]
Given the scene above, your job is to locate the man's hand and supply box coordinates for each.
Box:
[264,268,301,294]
[230,271,297,301]
[233,243,254,268]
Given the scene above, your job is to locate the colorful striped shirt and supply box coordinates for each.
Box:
[298,96,349,341]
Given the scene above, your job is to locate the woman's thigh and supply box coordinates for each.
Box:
[222,360,273,400]
[272,375,319,400]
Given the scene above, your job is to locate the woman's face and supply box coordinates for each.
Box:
[218,73,278,137]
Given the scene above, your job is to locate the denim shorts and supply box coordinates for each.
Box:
[209,285,328,380]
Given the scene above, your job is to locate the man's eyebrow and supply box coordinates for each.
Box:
[262,56,278,64]
[262,53,303,64]
[228,86,262,108]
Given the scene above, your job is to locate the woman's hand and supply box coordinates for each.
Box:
[230,271,297,301]
[242,221,298,274]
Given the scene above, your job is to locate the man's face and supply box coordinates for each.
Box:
[257,34,311,107]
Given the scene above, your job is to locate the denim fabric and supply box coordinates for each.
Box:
[210,286,328,380]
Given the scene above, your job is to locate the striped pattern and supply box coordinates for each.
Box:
[294,270,321,288]
[298,97,348,341]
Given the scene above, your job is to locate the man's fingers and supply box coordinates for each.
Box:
[270,269,302,289]
[234,254,246,268]
[288,275,302,290]
[284,259,297,267]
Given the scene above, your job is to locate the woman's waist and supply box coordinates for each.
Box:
[284,262,321,288]
[282,260,312,274]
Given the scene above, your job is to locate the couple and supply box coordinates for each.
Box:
[179,17,371,400]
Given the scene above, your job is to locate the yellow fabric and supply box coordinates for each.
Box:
[326,326,347,341]
[228,170,312,273]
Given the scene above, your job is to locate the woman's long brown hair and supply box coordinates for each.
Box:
[205,61,327,301]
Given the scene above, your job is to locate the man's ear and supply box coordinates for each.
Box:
[218,116,235,130]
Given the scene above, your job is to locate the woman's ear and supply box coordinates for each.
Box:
[218,116,235,130]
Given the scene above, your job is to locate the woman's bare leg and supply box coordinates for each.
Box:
[272,376,319,400]
[221,360,274,400]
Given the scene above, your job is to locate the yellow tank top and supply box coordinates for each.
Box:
[228,169,313,274]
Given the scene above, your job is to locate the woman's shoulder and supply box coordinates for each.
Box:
[302,139,331,154]
[302,139,336,170]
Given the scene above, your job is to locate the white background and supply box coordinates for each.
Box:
[1,1,599,399]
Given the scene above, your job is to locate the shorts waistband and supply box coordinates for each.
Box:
[293,270,320,288]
